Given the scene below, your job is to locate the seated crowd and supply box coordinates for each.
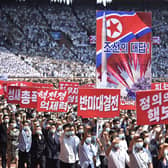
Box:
[0,5,168,78]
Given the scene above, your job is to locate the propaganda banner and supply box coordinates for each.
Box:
[20,87,37,108]
[0,81,5,95]
[5,81,32,99]
[7,86,21,104]
[37,89,68,112]
[136,90,168,125]
[96,11,152,110]
[78,88,120,118]
[59,82,79,104]
[32,82,53,89]
[151,82,168,90]
[79,83,95,88]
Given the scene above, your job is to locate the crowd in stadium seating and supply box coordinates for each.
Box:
[0,4,168,78]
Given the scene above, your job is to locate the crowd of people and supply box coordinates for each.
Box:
[1,96,168,168]
[0,4,168,78]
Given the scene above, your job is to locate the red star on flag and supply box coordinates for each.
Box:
[107,21,120,37]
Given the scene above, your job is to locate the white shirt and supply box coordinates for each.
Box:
[73,135,80,161]
[79,142,96,168]
[59,135,76,163]
[119,140,128,151]
[108,148,130,168]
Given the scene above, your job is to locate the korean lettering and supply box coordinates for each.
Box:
[151,92,162,105]
[148,107,160,122]
[95,95,104,111]
[40,101,49,110]
[32,91,37,102]
[163,92,168,103]
[139,96,150,111]
[161,106,168,120]
[80,96,87,111]
[21,90,31,104]
[111,95,119,111]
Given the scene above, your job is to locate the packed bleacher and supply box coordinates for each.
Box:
[0,4,168,78]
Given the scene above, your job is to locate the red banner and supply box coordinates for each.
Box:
[151,82,168,90]
[32,82,53,88]
[136,90,168,125]
[37,89,68,112]
[20,87,37,108]
[78,88,120,118]
[7,86,21,104]
[59,82,79,104]
[120,99,136,110]
[80,83,95,88]
[0,81,5,95]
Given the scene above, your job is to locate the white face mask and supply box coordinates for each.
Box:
[135,142,144,149]
[144,137,150,144]
[85,137,92,145]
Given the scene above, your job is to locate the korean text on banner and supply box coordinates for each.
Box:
[136,90,168,125]
[37,89,68,112]
[0,81,4,95]
[20,87,37,108]
[78,88,120,118]
[151,83,168,90]
[59,82,79,104]
[7,86,21,104]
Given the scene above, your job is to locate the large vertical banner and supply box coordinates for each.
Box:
[96,11,152,109]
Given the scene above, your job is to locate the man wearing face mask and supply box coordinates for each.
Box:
[70,124,81,168]
[56,122,63,137]
[106,137,130,168]
[7,120,20,168]
[31,126,46,168]
[129,137,153,168]
[18,121,32,168]
[46,124,60,168]
[79,129,96,168]
[158,143,168,167]
[99,123,111,168]
[0,115,9,168]
[118,130,128,152]
[59,123,76,168]
[77,125,84,140]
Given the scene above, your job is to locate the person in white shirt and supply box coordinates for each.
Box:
[59,123,76,168]
[79,126,96,168]
[70,124,80,168]
[106,137,130,168]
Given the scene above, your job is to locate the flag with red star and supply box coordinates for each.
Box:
[96,11,152,110]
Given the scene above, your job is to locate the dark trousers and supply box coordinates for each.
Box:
[31,155,46,168]
[0,143,7,168]
[18,150,31,168]
[46,158,60,168]
[75,161,81,168]
[60,160,75,168]
[100,155,108,168]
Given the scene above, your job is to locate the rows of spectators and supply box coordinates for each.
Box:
[1,96,168,168]
[0,4,168,78]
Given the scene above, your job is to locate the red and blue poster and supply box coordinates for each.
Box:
[96,11,152,109]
